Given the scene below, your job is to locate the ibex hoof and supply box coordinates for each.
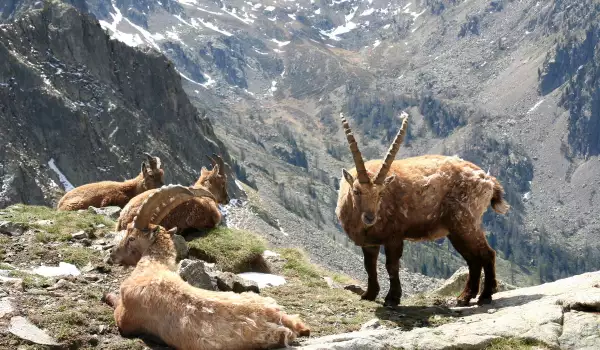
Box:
[455,298,471,307]
[477,296,493,305]
[383,298,400,308]
[360,290,379,301]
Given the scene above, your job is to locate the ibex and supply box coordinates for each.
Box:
[115,154,229,232]
[335,112,509,307]
[104,185,310,350]
[57,153,164,211]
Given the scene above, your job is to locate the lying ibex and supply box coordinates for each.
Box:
[104,185,310,350]
[115,154,229,232]
[335,112,509,307]
[57,153,164,211]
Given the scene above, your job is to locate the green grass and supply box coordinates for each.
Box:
[484,338,548,350]
[262,247,463,336]
[58,244,103,267]
[0,205,114,242]
[187,227,267,273]
[8,270,52,289]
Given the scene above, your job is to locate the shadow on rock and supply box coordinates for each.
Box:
[374,293,546,330]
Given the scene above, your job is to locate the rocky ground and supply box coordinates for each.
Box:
[0,203,598,350]
[297,270,600,350]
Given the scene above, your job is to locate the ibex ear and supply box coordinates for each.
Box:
[383,174,396,186]
[166,227,178,236]
[342,169,354,185]
[211,164,220,176]
[148,225,161,242]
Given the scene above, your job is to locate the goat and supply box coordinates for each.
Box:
[57,153,165,211]
[334,112,510,307]
[104,185,310,350]
[115,154,230,232]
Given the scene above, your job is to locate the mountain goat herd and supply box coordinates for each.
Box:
[49,111,509,349]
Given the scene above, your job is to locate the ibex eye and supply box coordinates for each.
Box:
[128,236,136,242]
[353,189,360,195]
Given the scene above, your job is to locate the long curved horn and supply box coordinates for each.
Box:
[340,114,370,183]
[133,185,216,230]
[205,154,217,167]
[374,112,409,184]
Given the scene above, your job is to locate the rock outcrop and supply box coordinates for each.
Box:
[292,271,600,350]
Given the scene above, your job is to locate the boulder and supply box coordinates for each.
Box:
[178,259,217,290]
[217,272,259,294]
[290,271,600,350]
[88,206,122,220]
[0,221,26,236]
[429,266,517,298]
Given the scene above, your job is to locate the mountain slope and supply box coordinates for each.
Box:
[0,0,241,207]
[3,0,600,288]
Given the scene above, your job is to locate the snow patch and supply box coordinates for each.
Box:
[237,272,286,288]
[373,39,381,48]
[32,262,80,277]
[527,99,544,114]
[264,5,276,11]
[360,8,375,17]
[177,69,215,89]
[195,18,233,36]
[221,5,254,24]
[320,21,357,41]
[288,13,296,20]
[47,158,74,192]
[271,38,291,47]
[271,80,278,92]
[315,8,321,15]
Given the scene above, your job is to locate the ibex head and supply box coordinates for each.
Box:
[202,153,230,205]
[109,185,215,266]
[141,153,165,190]
[340,112,409,227]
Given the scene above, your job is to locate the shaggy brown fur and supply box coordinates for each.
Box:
[57,154,164,211]
[115,154,229,232]
[335,113,509,307]
[105,185,310,350]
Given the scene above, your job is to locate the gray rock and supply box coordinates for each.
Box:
[429,266,517,298]
[559,311,600,350]
[359,318,383,331]
[178,259,217,290]
[88,206,122,220]
[172,234,189,261]
[9,316,59,346]
[0,221,25,236]
[217,272,260,294]
[343,284,366,296]
[0,297,15,318]
[291,271,600,350]
[71,231,87,240]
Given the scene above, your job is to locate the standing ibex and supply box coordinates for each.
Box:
[115,154,229,232]
[57,153,164,211]
[105,185,310,350]
[335,112,509,307]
